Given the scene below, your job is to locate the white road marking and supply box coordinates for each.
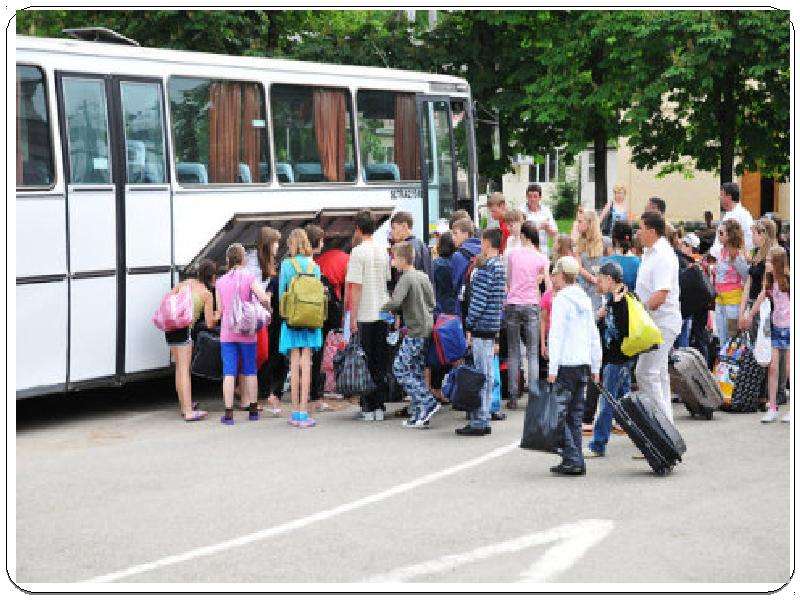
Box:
[363,519,614,583]
[83,441,519,583]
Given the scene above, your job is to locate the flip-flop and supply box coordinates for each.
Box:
[184,410,208,422]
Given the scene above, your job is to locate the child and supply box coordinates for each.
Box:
[458,228,506,436]
[502,208,525,255]
[713,219,749,347]
[585,261,632,458]
[751,246,791,423]
[382,241,439,427]
[486,192,510,253]
[279,229,324,428]
[547,256,602,475]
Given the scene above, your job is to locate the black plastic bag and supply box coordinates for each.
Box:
[333,334,376,397]
[520,380,570,452]
[191,330,223,381]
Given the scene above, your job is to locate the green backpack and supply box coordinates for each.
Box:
[280,257,328,329]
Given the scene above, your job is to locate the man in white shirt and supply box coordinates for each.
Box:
[524,184,558,256]
[635,211,682,426]
[710,182,753,258]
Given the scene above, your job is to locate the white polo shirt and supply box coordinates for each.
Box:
[635,236,682,333]
[710,202,754,259]
[525,204,557,255]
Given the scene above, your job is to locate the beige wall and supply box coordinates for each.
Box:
[775,181,791,219]
[615,138,721,222]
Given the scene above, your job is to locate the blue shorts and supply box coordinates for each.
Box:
[771,326,791,350]
[220,342,257,377]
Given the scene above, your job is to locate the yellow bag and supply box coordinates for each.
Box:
[621,294,664,357]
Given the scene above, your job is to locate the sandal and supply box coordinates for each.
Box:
[184,410,208,422]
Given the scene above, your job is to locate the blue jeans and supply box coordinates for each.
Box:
[469,337,495,428]
[676,318,692,349]
[589,362,633,454]
[491,355,501,413]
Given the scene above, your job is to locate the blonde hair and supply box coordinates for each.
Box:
[286,228,313,257]
[612,183,626,196]
[226,243,245,270]
[576,209,604,259]
[753,218,777,264]
[391,241,415,266]
[505,208,524,224]
[487,192,506,208]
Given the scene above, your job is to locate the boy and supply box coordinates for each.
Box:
[390,211,432,280]
[486,192,510,253]
[585,261,632,458]
[382,242,439,427]
[458,228,506,436]
[547,256,602,474]
[450,218,482,318]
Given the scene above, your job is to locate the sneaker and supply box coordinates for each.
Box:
[455,425,491,436]
[402,418,418,428]
[288,418,300,427]
[248,411,260,422]
[584,448,605,459]
[220,415,234,426]
[781,413,791,423]
[550,463,586,476]
[358,411,376,421]
[417,403,442,426]
[761,409,779,423]
[298,418,317,428]
[374,409,385,421]
[491,412,507,421]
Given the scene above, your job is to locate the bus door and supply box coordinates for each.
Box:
[57,73,119,384]
[416,96,476,241]
[58,73,172,384]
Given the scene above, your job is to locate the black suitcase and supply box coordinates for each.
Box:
[191,330,223,381]
[669,347,723,419]
[595,383,687,476]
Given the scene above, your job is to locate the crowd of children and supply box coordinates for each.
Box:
[161,182,791,476]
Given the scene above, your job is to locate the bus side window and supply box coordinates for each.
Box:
[356,90,419,183]
[120,81,166,184]
[270,84,356,184]
[62,77,112,185]
[16,65,55,188]
[168,77,270,185]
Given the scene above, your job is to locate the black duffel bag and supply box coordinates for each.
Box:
[443,364,485,411]
[520,380,570,453]
[191,330,223,381]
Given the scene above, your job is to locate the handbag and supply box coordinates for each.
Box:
[226,271,270,337]
[754,301,772,367]
[333,334,376,397]
[621,293,664,357]
[152,286,194,332]
[714,333,748,403]
[520,380,570,453]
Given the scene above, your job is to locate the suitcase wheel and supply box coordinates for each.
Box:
[654,466,671,477]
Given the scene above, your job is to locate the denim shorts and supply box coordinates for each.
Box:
[771,326,791,350]
[220,342,258,376]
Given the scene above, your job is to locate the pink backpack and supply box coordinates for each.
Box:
[153,286,194,331]
[224,272,270,337]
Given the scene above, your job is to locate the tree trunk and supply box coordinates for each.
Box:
[593,131,607,211]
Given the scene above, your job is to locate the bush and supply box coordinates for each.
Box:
[553,181,578,219]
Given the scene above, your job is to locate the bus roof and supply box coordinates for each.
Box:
[16,34,470,90]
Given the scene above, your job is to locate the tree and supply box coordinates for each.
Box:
[624,10,790,185]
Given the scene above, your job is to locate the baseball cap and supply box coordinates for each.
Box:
[681,232,701,249]
[553,255,580,276]
[599,260,624,283]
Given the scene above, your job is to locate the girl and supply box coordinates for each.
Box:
[165,259,218,422]
[575,208,605,312]
[505,222,551,408]
[739,218,778,340]
[551,233,575,270]
[252,226,285,417]
[750,246,791,423]
[713,220,749,347]
[599,183,632,237]
[216,243,271,425]
[279,229,324,428]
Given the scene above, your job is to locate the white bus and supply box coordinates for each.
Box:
[15,29,478,398]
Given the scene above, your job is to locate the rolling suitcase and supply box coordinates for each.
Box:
[669,347,723,419]
[595,383,686,476]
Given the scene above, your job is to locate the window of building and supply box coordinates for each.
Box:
[527,150,559,184]
[169,77,270,185]
[356,90,419,182]
[586,149,595,183]
[271,84,356,184]
[16,65,54,188]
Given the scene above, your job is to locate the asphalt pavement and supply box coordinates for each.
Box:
[13,378,792,588]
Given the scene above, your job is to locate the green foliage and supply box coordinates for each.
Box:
[553,181,578,220]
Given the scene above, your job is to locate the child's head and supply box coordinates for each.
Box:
[390,211,414,243]
[437,231,456,258]
[505,208,524,236]
[611,220,634,254]
[287,228,313,257]
[520,221,539,247]
[553,255,579,287]
[226,243,246,270]
[553,234,574,262]
[597,261,624,294]
[487,192,506,221]
[766,245,790,293]
[481,227,503,255]
[391,241,415,271]
[451,218,474,247]
[719,219,744,251]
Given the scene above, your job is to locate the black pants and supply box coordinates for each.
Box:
[358,320,390,412]
[558,365,589,469]
[311,325,332,401]
[258,318,287,399]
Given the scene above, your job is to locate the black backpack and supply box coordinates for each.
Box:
[457,247,478,319]
[679,263,715,318]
